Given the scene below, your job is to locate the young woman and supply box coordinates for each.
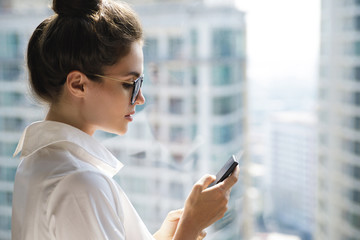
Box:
[11,0,240,239]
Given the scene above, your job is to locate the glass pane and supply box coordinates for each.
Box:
[213,29,233,57]
[168,37,183,59]
[212,64,232,85]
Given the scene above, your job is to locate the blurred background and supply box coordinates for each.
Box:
[1,0,358,239]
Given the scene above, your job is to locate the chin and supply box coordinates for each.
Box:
[113,126,129,136]
[101,125,128,136]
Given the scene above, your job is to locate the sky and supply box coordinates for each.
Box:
[236,0,321,85]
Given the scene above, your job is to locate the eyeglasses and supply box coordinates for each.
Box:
[93,74,144,105]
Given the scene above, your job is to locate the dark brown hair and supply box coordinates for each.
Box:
[27,0,143,103]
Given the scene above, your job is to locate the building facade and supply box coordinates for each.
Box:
[317,0,360,239]
[107,1,248,238]
[0,6,50,239]
[267,112,317,240]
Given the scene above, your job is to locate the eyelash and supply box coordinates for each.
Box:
[122,83,133,89]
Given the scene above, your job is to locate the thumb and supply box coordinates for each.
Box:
[195,174,216,191]
[188,175,215,201]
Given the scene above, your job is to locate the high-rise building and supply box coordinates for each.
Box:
[267,112,317,240]
[317,0,360,239]
[106,1,249,238]
[0,6,50,239]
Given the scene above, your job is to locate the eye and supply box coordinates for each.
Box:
[122,83,133,89]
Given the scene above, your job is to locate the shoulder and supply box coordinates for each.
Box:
[55,170,115,195]
[47,170,120,215]
[47,170,118,208]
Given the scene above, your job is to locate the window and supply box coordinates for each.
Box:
[191,124,198,140]
[213,29,233,57]
[0,191,12,206]
[168,37,183,60]
[0,142,17,157]
[212,124,236,144]
[0,215,11,231]
[355,16,360,31]
[190,67,197,85]
[212,64,232,85]
[0,167,16,182]
[0,117,24,131]
[169,125,184,143]
[235,30,245,57]
[343,210,360,228]
[351,165,360,180]
[145,94,159,113]
[354,66,360,81]
[354,92,360,106]
[122,176,147,194]
[190,29,198,58]
[143,38,158,61]
[0,92,23,106]
[212,29,244,58]
[349,189,360,204]
[353,141,360,156]
[168,70,185,86]
[353,116,360,130]
[0,62,21,81]
[169,181,183,198]
[169,98,184,115]
[191,96,197,115]
[354,41,360,56]
[344,140,360,156]
[213,95,239,115]
[0,32,20,59]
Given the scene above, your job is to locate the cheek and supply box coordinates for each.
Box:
[86,83,130,115]
[95,86,130,113]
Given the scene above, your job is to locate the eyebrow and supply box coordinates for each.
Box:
[125,71,141,78]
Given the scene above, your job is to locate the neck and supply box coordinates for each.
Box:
[46,102,96,136]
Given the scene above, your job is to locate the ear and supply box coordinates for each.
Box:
[65,71,87,98]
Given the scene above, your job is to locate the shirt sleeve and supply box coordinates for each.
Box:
[47,170,125,240]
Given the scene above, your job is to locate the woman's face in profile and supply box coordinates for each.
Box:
[82,41,145,135]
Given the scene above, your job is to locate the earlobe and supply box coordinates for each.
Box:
[66,71,86,98]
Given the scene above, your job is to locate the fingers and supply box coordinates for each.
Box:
[196,230,207,240]
[166,209,183,222]
[220,165,240,190]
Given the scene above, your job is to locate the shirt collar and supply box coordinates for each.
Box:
[14,121,123,177]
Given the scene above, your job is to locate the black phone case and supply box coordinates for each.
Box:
[208,155,238,187]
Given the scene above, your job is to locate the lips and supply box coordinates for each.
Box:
[125,111,135,121]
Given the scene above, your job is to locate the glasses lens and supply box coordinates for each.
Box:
[131,76,143,104]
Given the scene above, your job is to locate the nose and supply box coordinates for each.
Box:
[135,89,145,105]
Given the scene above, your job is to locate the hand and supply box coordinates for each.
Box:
[153,209,207,240]
[173,166,240,239]
[153,209,182,240]
[196,231,207,240]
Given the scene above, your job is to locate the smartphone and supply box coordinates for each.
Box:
[208,154,239,188]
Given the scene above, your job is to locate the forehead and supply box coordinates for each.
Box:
[103,41,144,77]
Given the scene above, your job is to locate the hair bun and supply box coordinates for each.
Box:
[53,0,102,17]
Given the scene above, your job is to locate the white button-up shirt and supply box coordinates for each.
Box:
[12,121,155,240]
